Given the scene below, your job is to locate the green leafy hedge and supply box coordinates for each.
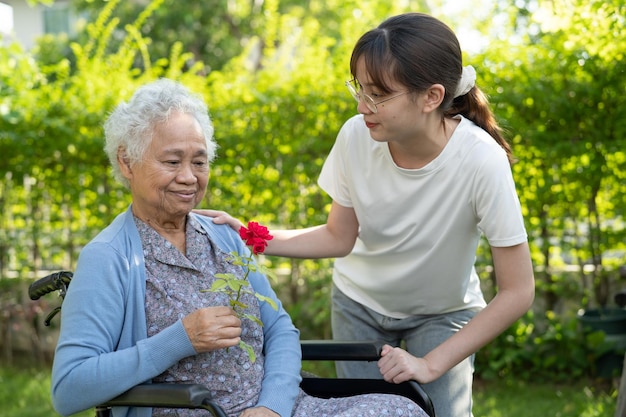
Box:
[1,0,625,381]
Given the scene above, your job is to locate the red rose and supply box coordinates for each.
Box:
[239,221,273,255]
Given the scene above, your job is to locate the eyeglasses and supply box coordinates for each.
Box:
[345,80,408,113]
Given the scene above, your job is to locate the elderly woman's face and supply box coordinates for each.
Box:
[123,111,209,223]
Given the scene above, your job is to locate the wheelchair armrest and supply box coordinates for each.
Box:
[300,341,436,416]
[300,378,435,417]
[300,340,383,361]
[101,383,227,417]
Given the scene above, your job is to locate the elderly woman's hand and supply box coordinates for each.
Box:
[193,209,243,232]
[239,406,280,417]
[182,306,242,353]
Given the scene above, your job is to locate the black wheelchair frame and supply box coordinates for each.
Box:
[30,271,435,417]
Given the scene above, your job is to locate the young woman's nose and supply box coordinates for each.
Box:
[357,98,373,115]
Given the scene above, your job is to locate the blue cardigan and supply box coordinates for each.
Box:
[51,207,302,417]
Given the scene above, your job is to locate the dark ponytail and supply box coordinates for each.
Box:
[446,88,513,164]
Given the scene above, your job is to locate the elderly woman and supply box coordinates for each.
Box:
[51,79,426,417]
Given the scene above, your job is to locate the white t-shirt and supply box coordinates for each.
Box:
[318,114,527,318]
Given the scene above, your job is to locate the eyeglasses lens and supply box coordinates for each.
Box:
[345,81,377,113]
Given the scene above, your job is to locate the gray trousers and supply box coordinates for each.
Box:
[331,284,477,417]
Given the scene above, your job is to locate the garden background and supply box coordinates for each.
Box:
[0,0,625,416]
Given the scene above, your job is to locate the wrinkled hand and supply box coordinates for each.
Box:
[239,406,279,417]
[377,344,436,384]
[193,209,243,232]
[182,307,241,353]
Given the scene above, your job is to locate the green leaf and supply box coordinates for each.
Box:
[208,279,229,291]
[214,273,235,280]
[257,265,277,281]
[243,313,264,327]
[255,294,278,310]
[231,258,246,266]
[239,340,256,363]
[226,279,249,291]
[230,299,248,309]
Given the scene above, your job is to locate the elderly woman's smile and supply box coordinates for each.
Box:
[121,111,209,229]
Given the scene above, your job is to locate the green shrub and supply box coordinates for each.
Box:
[476,310,594,382]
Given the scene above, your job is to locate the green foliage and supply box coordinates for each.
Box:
[477,305,625,382]
[69,0,432,73]
[472,378,616,417]
[0,366,92,417]
[2,0,626,384]
[477,0,626,309]
[475,311,592,382]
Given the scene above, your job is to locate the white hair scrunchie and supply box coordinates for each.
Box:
[454,65,476,98]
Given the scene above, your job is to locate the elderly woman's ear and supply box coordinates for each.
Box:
[117,147,132,179]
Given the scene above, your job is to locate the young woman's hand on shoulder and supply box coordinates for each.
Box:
[193,209,243,232]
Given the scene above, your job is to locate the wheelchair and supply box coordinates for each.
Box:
[29,271,435,417]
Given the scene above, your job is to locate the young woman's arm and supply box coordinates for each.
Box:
[196,201,360,259]
[378,242,535,384]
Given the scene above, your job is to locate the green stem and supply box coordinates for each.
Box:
[233,255,252,313]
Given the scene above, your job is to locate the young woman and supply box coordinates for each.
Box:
[205,13,534,417]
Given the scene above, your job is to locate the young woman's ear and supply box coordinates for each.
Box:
[422,84,446,113]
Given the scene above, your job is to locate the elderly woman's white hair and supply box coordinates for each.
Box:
[104,78,217,188]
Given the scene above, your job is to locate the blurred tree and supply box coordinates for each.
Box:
[68,0,433,73]
[478,0,626,309]
[70,0,258,72]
